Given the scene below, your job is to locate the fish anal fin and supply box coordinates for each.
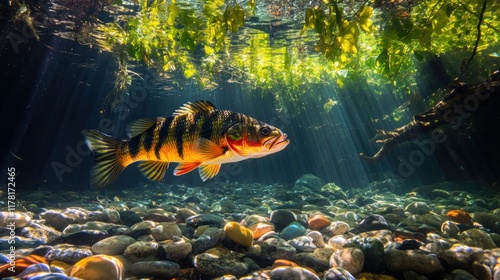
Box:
[173,100,216,116]
[199,164,221,181]
[127,118,164,138]
[174,162,201,176]
[195,138,225,161]
[138,161,170,182]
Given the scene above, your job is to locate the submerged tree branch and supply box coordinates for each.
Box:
[360,70,500,160]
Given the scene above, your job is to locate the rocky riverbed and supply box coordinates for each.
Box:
[1,174,500,279]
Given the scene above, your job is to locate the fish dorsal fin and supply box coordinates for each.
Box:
[127,118,164,138]
[138,161,170,181]
[174,162,201,176]
[173,100,216,116]
[199,164,221,181]
[194,138,226,161]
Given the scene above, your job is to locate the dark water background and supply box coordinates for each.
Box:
[2,25,500,193]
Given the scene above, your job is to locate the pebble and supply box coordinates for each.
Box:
[186,214,225,228]
[294,174,325,191]
[329,247,364,276]
[308,215,331,230]
[259,237,297,263]
[281,221,306,240]
[224,221,253,247]
[419,212,447,228]
[40,208,87,231]
[151,222,182,241]
[91,235,136,255]
[288,236,317,252]
[322,221,350,236]
[270,266,320,280]
[162,240,192,261]
[248,222,274,239]
[123,241,159,259]
[128,220,155,238]
[0,212,31,227]
[45,244,93,264]
[458,228,497,249]
[404,202,430,215]
[51,229,108,246]
[446,209,473,225]
[474,212,500,229]
[130,260,180,278]
[351,214,389,234]
[192,227,224,254]
[193,248,248,277]
[352,236,385,272]
[441,221,460,237]
[68,255,123,280]
[323,267,356,280]
[270,210,297,231]
[383,249,444,274]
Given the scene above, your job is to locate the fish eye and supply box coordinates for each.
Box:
[260,127,270,136]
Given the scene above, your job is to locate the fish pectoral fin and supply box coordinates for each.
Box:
[138,161,170,181]
[127,118,165,138]
[195,138,225,161]
[198,164,221,181]
[174,162,201,176]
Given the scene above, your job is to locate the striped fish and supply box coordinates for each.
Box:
[82,100,289,189]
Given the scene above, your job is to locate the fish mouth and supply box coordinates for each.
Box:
[265,133,290,151]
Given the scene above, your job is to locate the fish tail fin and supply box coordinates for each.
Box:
[82,129,125,190]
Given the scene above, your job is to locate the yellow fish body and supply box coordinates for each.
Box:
[82,100,289,189]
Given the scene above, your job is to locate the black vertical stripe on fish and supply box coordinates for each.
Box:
[200,111,214,140]
[174,115,186,159]
[221,112,239,136]
[128,135,141,158]
[143,127,154,151]
[155,117,173,160]
[188,113,200,136]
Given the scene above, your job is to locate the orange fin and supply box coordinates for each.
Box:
[127,118,164,138]
[173,100,216,116]
[174,162,201,176]
[199,164,221,181]
[82,130,124,190]
[138,161,170,181]
[195,138,225,161]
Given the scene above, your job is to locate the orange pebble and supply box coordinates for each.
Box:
[308,215,331,230]
[0,254,46,277]
[248,222,275,240]
[446,209,472,224]
[272,259,299,268]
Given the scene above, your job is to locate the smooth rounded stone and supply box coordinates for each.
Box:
[0,211,31,227]
[328,235,350,249]
[383,249,444,274]
[194,225,211,237]
[68,255,123,280]
[17,272,78,280]
[128,220,156,239]
[119,210,142,226]
[449,269,478,280]
[442,221,460,237]
[322,221,350,236]
[419,212,447,229]
[474,213,500,229]
[45,244,93,264]
[329,247,364,276]
[241,215,268,227]
[143,212,176,223]
[404,202,431,215]
[351,215,388,234]
[87,209,121,223]
[162,240,192,261]
[307,231,325,248]
[320,182,347,200]
[402,270,429,280]
[51,230,108,246]
[248,222,275,240]
[0,236,43,250]
[151,222,182,241]
[192,227,224,254]
[91,235,136,255]
[16,263,51,277]
[438,244,484,269]
[289,236,317,252]
[224,222,253,247]
[308,215,332,231]
[84,221,121,231]
[357,229,393,246]
[293,248,332,273]
[130,260,180,277]
[270,210,297,231]
[352,236,384,272]
[124,241,159,258]
[176,208,197,222]
[260,237,297,262]
[270,266,320,280]
[40,208,88,231]
[62,224,86,235]
[281,222,306,241]
[193,248,248,277]
[472,260,493,280]
[458,229,497,249]
[186,214,225,228]
[295,174,325,191]
[323,267,356,280]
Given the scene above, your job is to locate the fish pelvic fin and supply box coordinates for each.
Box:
[199,164,221,181]
[82,130,125,190]
[138,161,170,182]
